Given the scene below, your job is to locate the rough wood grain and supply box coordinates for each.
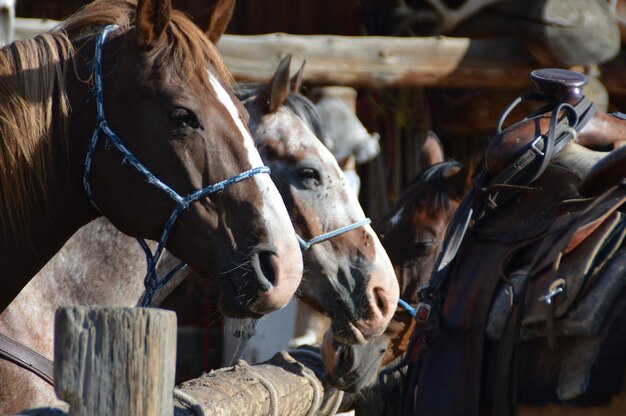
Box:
[54,307,177,416]
[217,33,537,89]
[174,350,343,416]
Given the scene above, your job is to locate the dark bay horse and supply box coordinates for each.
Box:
[0,0,302,316]
[0,56,398,413]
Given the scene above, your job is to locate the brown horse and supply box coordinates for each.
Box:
[0,0,303,317]
[0,56,398,413]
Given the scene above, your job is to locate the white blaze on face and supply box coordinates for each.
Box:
[206,71,303,300]
[208,71,265,169]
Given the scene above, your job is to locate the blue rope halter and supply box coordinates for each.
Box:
[296,218,415,317]
[83,25,271,307]
[297,218,372,251]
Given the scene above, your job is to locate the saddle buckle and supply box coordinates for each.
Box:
[530,136,545,157]
[539,278,566,305]
[414,302,432,323]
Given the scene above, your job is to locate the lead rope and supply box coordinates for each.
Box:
[83,25,271,308]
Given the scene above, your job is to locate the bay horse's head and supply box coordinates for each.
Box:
[238,56,399,345]
[62,0,302,317]
[321,133,472,390]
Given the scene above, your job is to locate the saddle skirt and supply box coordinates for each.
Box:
[486,178,626,341]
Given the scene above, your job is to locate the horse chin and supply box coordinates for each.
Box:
[217,293,262,319]
[215,274,263,319]
[321,331,386,392]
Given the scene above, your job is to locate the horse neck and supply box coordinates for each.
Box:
[0,36,98,312]
[0,218,188,361]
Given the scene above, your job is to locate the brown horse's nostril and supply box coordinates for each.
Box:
[251,247,278,292]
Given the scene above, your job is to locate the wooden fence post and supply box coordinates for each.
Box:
[54,307,177,416]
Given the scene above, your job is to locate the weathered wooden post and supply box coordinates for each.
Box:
[54,307,177,416]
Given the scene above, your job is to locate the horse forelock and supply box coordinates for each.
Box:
[405,160,461,216]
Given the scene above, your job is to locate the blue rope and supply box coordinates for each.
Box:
[398,298,416,317]
[297,218,372,251]
[83,25,271,307]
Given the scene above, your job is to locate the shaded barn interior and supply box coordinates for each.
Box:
[15,0,626,383]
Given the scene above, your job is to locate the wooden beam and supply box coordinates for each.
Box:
[174,350,343,416]
[216,33,537,89]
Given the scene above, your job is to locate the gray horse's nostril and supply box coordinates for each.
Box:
[251,248,278,292]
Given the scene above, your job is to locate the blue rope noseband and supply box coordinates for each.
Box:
[297,218,372,251]
[83,25,271,307]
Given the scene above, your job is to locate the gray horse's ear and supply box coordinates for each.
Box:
[137,0,172,48]
[290,60,306,93]
[195,0,235,44]
[418,131,445,172]
[260,55,292,113]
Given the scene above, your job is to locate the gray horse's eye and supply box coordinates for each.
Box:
[169,107,201,130]
[296,167,322,187]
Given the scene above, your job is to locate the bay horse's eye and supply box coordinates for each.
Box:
[296,167,322,187]
[169,107,201,130]
[412,239,437,256]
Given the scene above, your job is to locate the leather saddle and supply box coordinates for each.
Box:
[412,69,626,416]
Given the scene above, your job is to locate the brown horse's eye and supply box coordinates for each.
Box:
[412,239,436,257]
[169,107,201,130]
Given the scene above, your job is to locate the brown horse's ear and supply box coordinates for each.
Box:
[136,0,172,49]
[290,59,306,93]
[447,164,472,201]
[448,146,481,200]
[259,55,292,113]
[418,131,445,172]
[195,0,235,44]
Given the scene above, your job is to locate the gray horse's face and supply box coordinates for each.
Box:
[248,102,398,344]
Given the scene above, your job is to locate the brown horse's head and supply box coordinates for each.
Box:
[65,0,302,317]
[238,56,399,344]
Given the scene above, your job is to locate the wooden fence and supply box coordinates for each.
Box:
[24,307,340,416]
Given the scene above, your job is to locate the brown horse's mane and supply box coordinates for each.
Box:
[0,0,232,235]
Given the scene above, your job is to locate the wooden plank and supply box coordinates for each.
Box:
[54,307,177,416]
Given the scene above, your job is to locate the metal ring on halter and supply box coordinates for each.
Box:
[297,218,372,251]
[83,25,272,307]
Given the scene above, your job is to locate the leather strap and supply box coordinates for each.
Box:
[0,333,54,386]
